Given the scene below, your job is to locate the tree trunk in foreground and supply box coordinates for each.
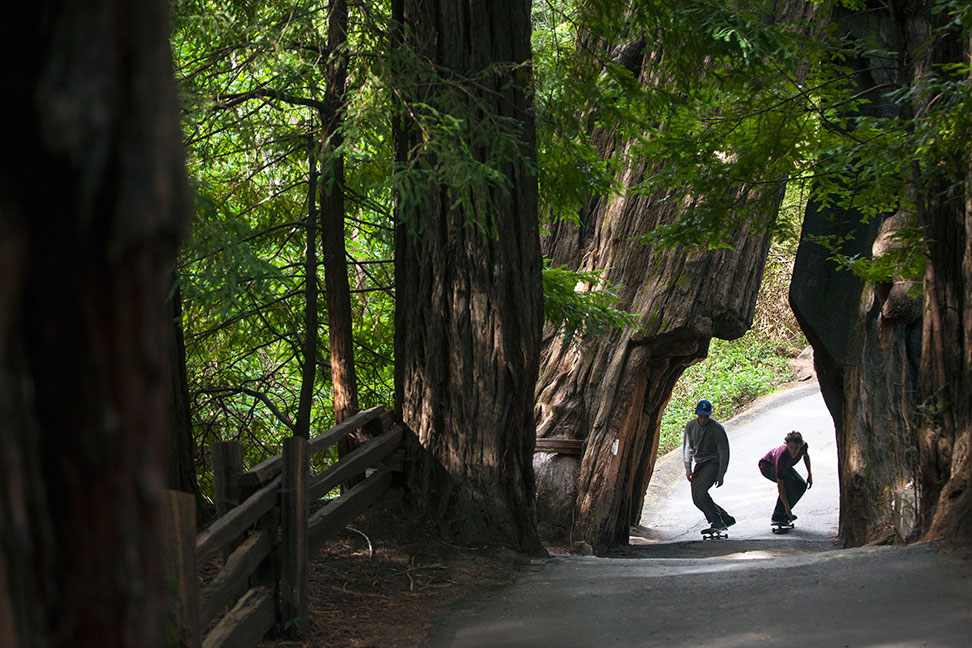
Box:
[394,0,544,553]
[909,3,972,546]
[0,3,189,646]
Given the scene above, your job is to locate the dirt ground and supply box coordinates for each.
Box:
[257,490,529,648]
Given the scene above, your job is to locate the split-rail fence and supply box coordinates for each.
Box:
[162,406,402,648]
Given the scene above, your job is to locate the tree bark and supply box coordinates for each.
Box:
[167,281,200,497]
[789,1,922,546]
[536,178,774,551]
[791,1,971,548]
[908,3,972,545]
[0,2,189,647]
[321,0,360,436]
[296,153,320,440]
[791,201,920,545]
[533,0,824,553]
[394,0,545,553]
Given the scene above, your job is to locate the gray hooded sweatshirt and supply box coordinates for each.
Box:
[682,417,730,480]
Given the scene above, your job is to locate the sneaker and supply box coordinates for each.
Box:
[708,523,728,532]
[722,515,736,527]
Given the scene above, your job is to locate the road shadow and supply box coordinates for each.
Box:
[613,535,839,559]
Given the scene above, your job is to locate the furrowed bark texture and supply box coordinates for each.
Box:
[322,0,360,430]
[536,167,773,552]
[791,1,970,547]
[534,0,824,553]
[0,3,189,646]
[789,2,920,546]
[791,202,920,546]
[167,282,200,497]
[908,3,972,545]
[394,0,544,553]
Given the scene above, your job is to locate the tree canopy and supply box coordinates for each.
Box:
[171,0,972,541]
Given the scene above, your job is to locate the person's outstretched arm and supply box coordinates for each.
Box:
[777,479,792,519]
[804,447,813,488]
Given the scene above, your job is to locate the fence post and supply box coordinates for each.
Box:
[213,441,242,559]
[281,436,309,635]
[213,441,242,516]
[161,489,200,648]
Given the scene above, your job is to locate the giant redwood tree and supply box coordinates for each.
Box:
[393,0,545,553]
[903,1,972,546]
[791,0,972,547]
[790,2,923,546]
[0,2,189,647]
[532,0,824,552]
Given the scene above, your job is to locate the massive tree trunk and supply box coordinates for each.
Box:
[790,2,923,546]
[394,0,544,553]
[791,202,921,545]
[534,0,823,553]
[791,0,970,547]
[0,3,189,647]
[535,169,774,552]
[908,4,972,545]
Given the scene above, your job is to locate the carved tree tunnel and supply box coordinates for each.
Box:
[532,0,972,554]
[533,188,774,551]
[531,0,821,554]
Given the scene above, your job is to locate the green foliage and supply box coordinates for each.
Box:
[658,336,794,454]
[533,0,814,247]
[173,0,396,493]
[791,0,971,283]
[542,262,638,341]
[168,0,972,497]
[388,47,536,242]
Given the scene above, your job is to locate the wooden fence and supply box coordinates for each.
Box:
[162,406,402,648]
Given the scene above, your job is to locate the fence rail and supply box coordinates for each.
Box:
[163,407,401,648]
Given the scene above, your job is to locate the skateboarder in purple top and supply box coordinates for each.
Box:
[759,430,813,524]
[683,399,735,533]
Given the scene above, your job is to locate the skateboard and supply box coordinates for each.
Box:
[771,521,794,534]
[701,528,728,540]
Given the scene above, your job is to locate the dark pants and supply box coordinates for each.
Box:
[759,460,807,521]
[691,461,731,526]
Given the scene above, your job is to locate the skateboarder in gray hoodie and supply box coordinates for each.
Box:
[683,399,735,532]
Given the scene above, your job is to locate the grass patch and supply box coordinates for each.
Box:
[657,335,795,454]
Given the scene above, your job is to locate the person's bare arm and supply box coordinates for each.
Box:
[777,479,792,518]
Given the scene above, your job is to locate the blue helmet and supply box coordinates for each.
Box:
[695,400,713,416]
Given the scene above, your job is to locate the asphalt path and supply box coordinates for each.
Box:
[635,382,839,545]
[422,384,972,648]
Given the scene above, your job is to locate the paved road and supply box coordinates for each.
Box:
[422,384,972,648]
[635,382,839,544]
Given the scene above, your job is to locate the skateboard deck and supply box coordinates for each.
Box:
[701,529,728,540]
[771,521,794,534]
